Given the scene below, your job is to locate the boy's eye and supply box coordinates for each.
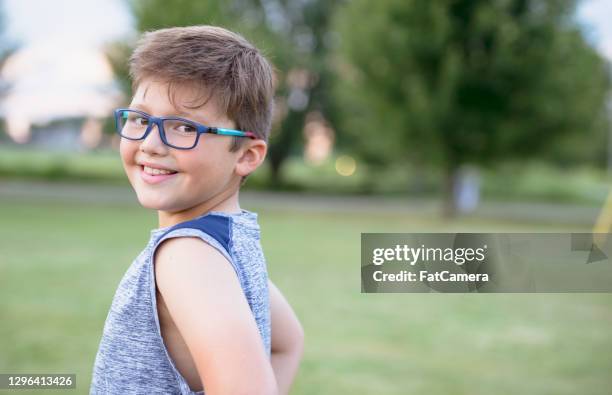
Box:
[128,115,148,127]
[174,123,197,134]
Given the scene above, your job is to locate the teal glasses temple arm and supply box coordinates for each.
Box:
[211,127,257,139]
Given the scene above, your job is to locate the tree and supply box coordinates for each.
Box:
[334,0,611,215]
[0,0,17,101]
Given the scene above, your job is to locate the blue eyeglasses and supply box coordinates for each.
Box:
[114,108,256,150]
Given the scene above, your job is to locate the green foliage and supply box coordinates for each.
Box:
[129,0,227,30]
[333,0,611,169]
[1,147,609,205]
[0,0,19,99]
[0,148,127,183]
[105,40,134,102]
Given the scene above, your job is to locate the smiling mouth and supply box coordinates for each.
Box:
[141,165,178,176]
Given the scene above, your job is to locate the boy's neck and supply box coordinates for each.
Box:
[157,188,242,228]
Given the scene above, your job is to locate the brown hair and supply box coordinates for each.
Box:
[128,25,275,152]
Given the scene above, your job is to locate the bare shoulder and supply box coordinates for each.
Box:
[154,236,230,280]
[154,236,224,266]
[153,236,277,393]
[153,236,243,316]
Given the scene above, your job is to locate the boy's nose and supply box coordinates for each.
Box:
[139,122,168,155]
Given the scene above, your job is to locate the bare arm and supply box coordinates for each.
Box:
[268,279,304,395]
[155,237,278,395]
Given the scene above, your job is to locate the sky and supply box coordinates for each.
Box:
[577,0,612,61]
[1,0,133,129]
[3,0,133,47]
[0,0,610,129]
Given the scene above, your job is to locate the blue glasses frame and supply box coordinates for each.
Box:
[114,108,256,150]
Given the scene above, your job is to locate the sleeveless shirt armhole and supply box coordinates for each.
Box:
[147,227,239,395]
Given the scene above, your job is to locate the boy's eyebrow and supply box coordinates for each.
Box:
[129,103,214,125]
[173,110,208,122]
[129,102,151,113]
[174,111,220,127]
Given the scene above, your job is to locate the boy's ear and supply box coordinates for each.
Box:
[235,139,267,177]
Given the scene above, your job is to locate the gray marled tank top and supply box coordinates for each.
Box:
[90,210,271,394]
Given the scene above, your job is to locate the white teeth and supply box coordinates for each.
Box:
[143,166,176,175]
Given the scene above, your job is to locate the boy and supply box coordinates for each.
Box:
[90,26,304,395]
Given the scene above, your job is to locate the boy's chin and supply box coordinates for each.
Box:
[135,193,177,212]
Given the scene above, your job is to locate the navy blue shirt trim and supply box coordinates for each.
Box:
[155,214,231,253]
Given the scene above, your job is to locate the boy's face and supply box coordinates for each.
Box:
[120,78,242,214]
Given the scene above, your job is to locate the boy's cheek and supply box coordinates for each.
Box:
[119,140,136,166]
[118,141,139,185]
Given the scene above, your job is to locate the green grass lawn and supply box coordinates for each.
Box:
[1,197,611,394]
